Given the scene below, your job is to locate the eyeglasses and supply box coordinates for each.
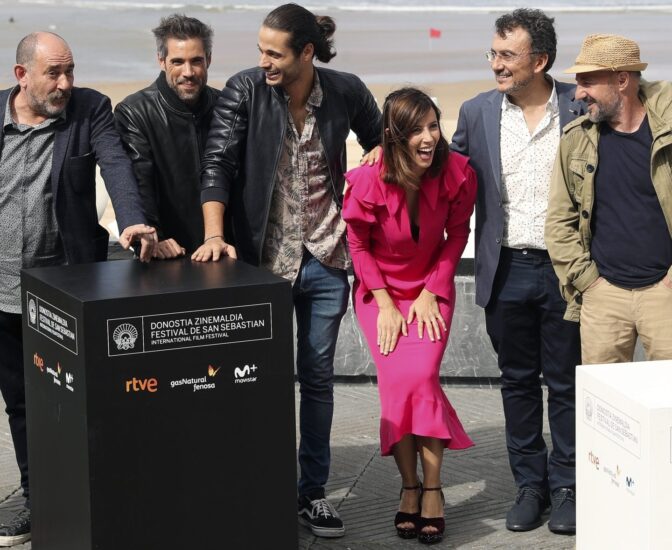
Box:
[485,49,538,63]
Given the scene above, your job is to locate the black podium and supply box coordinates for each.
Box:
[21,258,297,549]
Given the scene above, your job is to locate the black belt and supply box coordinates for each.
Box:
[502,246,550,258]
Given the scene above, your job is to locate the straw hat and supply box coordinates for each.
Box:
[564,33,648,73]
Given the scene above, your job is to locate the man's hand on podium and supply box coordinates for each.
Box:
[119,224,158,262]
[154,238,186,260]
[191,236,238,262]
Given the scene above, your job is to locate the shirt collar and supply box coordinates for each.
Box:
[4,85,67,130]
[282,70,323,110]
[501,76,559,115]
[307,72,323,109]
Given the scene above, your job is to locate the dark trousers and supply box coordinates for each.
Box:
[485,248,579,493]
[0,311,29,503]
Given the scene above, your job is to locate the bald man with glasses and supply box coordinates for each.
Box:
[451,8,583,535]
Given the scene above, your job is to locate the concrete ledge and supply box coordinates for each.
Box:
[333,274,500,378]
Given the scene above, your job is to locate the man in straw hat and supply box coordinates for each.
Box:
[452,8,582,535]
[546,34,672,365]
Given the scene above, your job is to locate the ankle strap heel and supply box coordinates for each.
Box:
[418,486,445,544]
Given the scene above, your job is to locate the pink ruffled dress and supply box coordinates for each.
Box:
[342,153,477,456]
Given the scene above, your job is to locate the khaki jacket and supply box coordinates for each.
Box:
[545,79,672,322]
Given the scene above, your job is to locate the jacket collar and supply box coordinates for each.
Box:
[0,86,72,194]
[276,69,323,109]
[3,85,67,130]
[639,79,672,139]
[563,79,672,141]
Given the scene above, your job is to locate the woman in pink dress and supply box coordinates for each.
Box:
[342,88,476,544]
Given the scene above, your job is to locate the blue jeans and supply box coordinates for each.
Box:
[293,252,349,498]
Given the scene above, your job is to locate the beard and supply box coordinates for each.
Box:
[169,75,206,106]
[586,87,622,123]
[495,69,534,97]
[28,89,71,118]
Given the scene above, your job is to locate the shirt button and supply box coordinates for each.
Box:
[582,210,590,219]
[586,164,595,173]
[496,238,501,244]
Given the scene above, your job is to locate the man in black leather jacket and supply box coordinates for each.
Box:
[115,14,220,257]
[192,3,381,538]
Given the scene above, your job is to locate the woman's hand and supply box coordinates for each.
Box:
[377,304,407,356]
[407,289,447,342]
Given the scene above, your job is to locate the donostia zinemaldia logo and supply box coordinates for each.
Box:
[113,323,139,351]
[585,396,593,422]
[28,299,37,325]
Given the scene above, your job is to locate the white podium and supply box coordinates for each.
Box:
[577,360,672,550]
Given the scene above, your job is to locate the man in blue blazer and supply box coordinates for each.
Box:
[451,9,581,535]
[0,32,156,545]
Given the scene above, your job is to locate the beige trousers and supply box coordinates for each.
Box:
[580,277,672,364]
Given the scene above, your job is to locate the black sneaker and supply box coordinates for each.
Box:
[548,488,576,535]
[298,494,345,538]
[505,487,547,532]
[0,507,31,547]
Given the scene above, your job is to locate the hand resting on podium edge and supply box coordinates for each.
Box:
[191,236,238,262]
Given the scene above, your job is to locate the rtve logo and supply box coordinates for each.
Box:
[33,353,45,372]
[125,377,158,393]
[589,451,600,470]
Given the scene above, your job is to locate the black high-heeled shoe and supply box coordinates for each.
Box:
[394,483,422,539]
[418,486,445,544]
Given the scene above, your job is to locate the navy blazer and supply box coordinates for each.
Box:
[0,86,146,264]
[450,79,582,308]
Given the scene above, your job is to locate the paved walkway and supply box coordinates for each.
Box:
[0,384,574,549]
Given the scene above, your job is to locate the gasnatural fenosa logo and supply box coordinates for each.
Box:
[169,365,220,393]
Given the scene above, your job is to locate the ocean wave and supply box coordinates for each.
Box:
[10,0,672,12]
[16,0,187,9]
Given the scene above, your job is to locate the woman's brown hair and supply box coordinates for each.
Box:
[381,87,449,191]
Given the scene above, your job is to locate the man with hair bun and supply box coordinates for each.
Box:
[193,2,381,538]
[115,13,220,256]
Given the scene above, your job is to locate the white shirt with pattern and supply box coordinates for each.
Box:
[500,82,560,250]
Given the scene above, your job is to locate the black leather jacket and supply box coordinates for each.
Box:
[115,73,220,252]
[200,66,382,265]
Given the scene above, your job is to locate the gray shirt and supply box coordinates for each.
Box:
[0,88,66,313]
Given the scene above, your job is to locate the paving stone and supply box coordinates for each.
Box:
[0,384,574,549]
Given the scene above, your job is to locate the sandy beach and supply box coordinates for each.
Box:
[2,5,670,131]
[2,5,670,122]
[1,3,670,246]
